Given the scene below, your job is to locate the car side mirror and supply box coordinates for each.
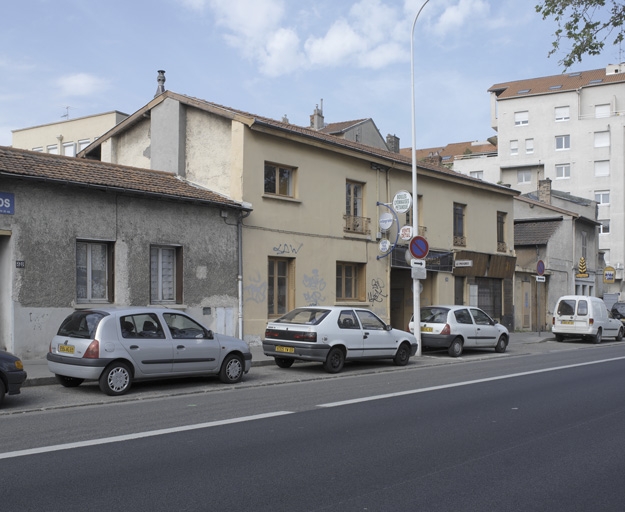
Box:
[385,324,393,331]
[206,329,214,339]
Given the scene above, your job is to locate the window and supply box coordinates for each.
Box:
[517,170,532,184]
[78,139,91,151]
[595,104,610,118]
[497,212,506,252]
[150,246,182,304]
[514,111,529,126]
[47,144,59,154]
[510,140,518,155]
[345,181,368,234]
[453,203,465,246]
[594,160,609,176]
[268,257,292,316]
[63,142,76,157]
[32,147,43,152]
[264,163,294,197]
[76,241,113,303]
[470,170,483,180]
[595,191,610,204]
[336,262,365,301]
[556,163,571,179]
[555,135,570,150]
[555,106,569,121]
[525,138,534,154]
[599,219,610,234]
[121,313,165,339]
[594,131,610,148]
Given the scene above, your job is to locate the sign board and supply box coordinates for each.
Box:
[0,192,14,215]
[392,190,412,214]
[455,259,473,268]
[537,260,545,276]
[409,236,429,259]
[411,266,427,280]
[411,258,425,268]
[379,212,394,232]
[536,275,546,282]
[379,239,391,253]
[399,225,413,241]
[604,266,616,284]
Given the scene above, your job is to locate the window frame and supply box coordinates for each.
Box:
[150,245,183,304]
[76,240,114,304]
[594,160,610,177]
[525,138,534,154]
[555,134,570,151]
[336,261,365,302]
[595,190,610,205]
[555,163,571,179]
[517,170,532,184]
[264,162,296,198]
[555,106,570,121]
[599,219,610,234]
[510,139,518,155]
[268,257,293,317]
[514,111,529,126]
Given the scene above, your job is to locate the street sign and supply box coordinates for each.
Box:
[379,239,391,253]
[455,259,473,267]
[392,190,412,214]
[537,260,545,276]
[411,258,425,268]
[399,225,413,241]
[379,212,393,231]
[536,276,546,282]
[409,235,429,259]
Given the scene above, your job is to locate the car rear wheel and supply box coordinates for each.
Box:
[55,375,84,388]
[448,337,463,357]
[593,329,602,344]
[555,334,564,342]
[494,335,508,353]
[323,347,345,373]
[219,354,244,384]
[616,327,623,341]
[0,379,5,406]
[393,342,411,366]
[274,357,294,368]
[99,362,132,396]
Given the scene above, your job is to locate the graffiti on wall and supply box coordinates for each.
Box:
[272,242,303,255]
[244,271,267,303]
[367,278,388,305]
[303,269,326,305]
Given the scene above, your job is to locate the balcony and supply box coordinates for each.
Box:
[344,215,371,235]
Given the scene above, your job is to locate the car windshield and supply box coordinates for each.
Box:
[612,303,625,315]
[420,307,449,323]
[274,308,330,325]
[57,311,107,338]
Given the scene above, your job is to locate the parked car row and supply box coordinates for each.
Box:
[552,295,624,343]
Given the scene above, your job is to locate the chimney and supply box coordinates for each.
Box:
[538,178,552,204]
[386,134,400,153]
[309,100,324,130]
[155,70,166,97]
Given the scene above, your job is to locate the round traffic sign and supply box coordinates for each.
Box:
[537,260,545,276]
[409,235,429,259]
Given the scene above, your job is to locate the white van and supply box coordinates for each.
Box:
[552,295,623,343]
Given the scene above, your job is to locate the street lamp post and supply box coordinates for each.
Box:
[411,0,430,356]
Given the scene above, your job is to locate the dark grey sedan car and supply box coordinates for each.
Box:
[0,350,27,406]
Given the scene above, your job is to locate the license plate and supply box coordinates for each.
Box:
[58,344,75,354]
[561,320,574,325]
[421,326,433,332]
[276,345,294,353]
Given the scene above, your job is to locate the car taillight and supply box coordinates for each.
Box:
[440,324,451,335]
[83,340,100,359]
[552,317,555,325]
[589,318,594,325]
[293,332,317,342]
[265,329,280,339]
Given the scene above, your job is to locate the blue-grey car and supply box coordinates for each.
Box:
[47,307,252,396]
[0,350,27,406]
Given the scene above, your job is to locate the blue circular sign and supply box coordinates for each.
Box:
[409,236,429,259]
[537,260,545,276]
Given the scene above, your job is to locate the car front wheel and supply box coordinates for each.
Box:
[56,375,84,388]
[494,335,508,353]
[99,362,132,396]
[616,327,623,341]
[448,337,463,357]
[593,329,602,344]
[393,342,411,366]
[275,357,294,368]
[219,354,244,384]
[323,347,345,373]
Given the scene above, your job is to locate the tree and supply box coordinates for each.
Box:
[536,0,625,69]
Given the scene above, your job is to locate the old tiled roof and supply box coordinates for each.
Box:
[0,146,247,210]
[410,140,497,162]
[320,119,369,134]
[489,67,625,99]
[514,218,562,246]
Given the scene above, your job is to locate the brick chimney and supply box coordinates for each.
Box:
[538,178,552,204]
[309,100,324,130]
[386,134,400,153]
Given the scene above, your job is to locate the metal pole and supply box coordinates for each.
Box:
[411,0,429,356]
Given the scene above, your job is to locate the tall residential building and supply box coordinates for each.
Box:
[462,64,625,294]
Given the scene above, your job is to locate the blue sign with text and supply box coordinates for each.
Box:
[0,192,14,215]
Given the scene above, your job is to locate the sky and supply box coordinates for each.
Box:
[0,0,618,150]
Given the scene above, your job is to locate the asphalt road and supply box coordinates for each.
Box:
[2,344,624,511]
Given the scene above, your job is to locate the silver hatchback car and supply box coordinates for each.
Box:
[47,307,252,395]
[417,305,509,357]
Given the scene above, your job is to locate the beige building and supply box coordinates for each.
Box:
[80,89,518,343]
[12,111,128,156]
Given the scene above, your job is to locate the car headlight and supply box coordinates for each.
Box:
[12,360,24,370]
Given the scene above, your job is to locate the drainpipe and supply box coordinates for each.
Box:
[238,209,252,339]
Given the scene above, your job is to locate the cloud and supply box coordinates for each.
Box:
[430,0,490,37]
[260,28,305,77]
[55,73,110,97]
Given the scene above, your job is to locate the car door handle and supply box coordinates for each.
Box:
[177,345,186,350]
[129,345,139,349]
[363,332,369,339]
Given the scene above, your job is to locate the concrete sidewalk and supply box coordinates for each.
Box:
[20,331,554,387]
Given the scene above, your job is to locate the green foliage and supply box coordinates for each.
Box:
[536,0,625,69]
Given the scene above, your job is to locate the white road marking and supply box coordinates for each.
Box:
[0,411,293,460]
[318,356,625,407]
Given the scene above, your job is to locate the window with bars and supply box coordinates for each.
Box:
[76,241,113,303]
[150,246,182,304]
